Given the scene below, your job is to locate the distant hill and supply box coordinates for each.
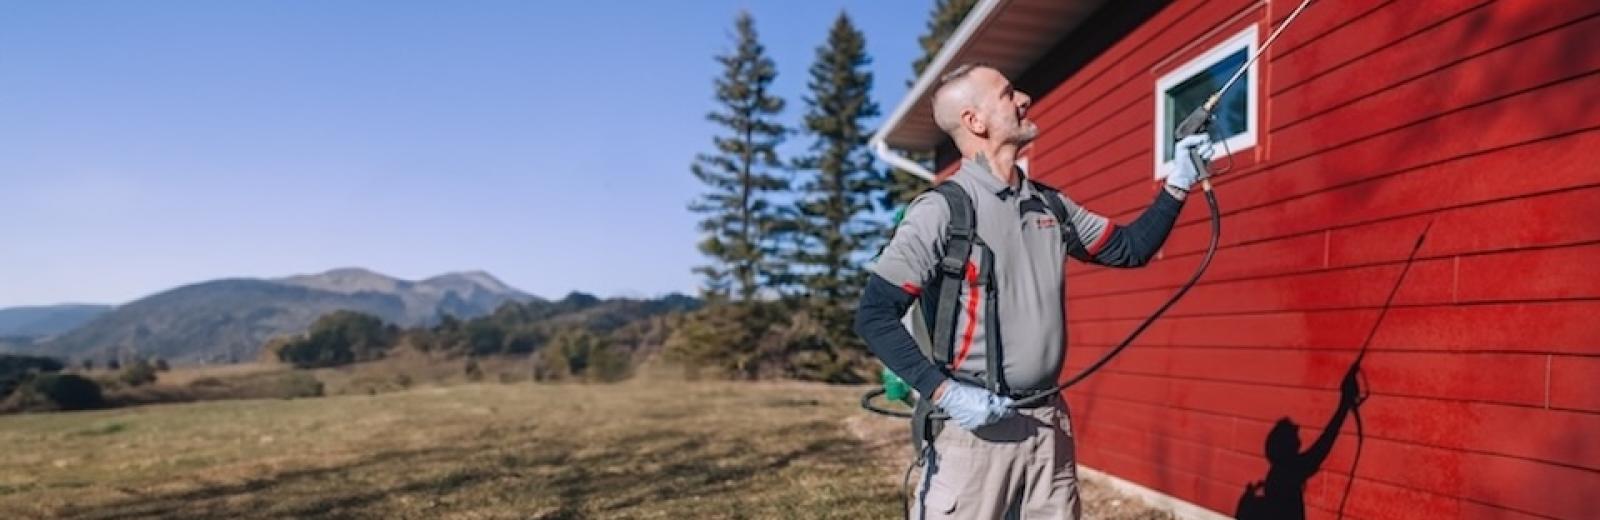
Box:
[0,304,113,338]
[42,268,538,364]
[276,268,537,325]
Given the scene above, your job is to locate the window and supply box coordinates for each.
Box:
[1154,25,1258,177]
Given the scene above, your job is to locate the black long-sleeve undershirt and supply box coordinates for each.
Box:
[854,274,947,398]
[1090,188,1186,268]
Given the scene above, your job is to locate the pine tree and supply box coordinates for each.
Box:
[789,12,884,349]
[690,11,789,301]
[912,0,979,78]
[884,0,980,209]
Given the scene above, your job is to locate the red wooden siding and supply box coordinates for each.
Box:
[1012,1,1600,518]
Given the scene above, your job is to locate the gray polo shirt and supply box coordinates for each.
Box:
[869,157,1112,393]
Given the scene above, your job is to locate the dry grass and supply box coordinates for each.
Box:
[0,365,1174,519]
[154,362,283,387]
[0,377,899,519]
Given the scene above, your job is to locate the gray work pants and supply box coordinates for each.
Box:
[913,397,1080,519]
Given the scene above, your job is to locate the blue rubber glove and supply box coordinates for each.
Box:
[935,381,1015,431]
[1164,133,1212,191]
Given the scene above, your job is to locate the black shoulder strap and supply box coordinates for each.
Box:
[1031,180,1095,262]
[926,182,974,369]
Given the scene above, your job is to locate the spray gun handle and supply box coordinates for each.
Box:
[1185,145,1216,193]
[1187,144,1212,184]
[1174,94,1220,138]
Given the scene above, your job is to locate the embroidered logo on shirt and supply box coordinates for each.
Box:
[1035,217,1058,229]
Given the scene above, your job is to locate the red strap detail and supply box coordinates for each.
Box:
[951,261,981,371]
[1086,224,1117,256]
[900,282,922,297]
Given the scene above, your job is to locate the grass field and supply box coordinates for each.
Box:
[0,373,1168,519]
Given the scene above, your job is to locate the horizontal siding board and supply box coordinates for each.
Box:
[1272,18,1600,159]
[1455,242,1600,302]
[1070,308,1376,350]
[1309,473,1463,520]
[1063,346,1549,408]
[1031,79,1150,176]
[1270,0,1493,96]
[1069,372,1600,470]
[1269,0,1391,57]
[1154,128,1600,258]
[1068,300,1600,356]
[1273,0,1600,130]
[1267,69,1600,180]
[1323,187,1600,267]
[1079,421,1262,489]
[1548,355,1600,412]
[1064,260,1457,321]
[1066,230,1328,294]
[1077,446,1250,514]
[1453,501,1557,520]
[1069,237,1600,307]
[1074,395,1240,448]
[1305,440,1600,520]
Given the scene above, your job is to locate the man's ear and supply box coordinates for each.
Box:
[962,109,986,137]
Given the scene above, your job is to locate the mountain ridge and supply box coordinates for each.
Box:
[33,268,539,364]
[0,304,114,338]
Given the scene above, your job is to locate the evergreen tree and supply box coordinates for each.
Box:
[911,0,979,78]
[789,12,883,346]
[690,11,789,301]
[884,0,980,208]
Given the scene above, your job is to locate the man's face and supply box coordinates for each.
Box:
[971,67,1036,146]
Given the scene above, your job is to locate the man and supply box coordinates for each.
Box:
[854,63,1209,519]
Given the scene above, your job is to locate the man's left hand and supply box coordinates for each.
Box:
[1164,133,1212,192]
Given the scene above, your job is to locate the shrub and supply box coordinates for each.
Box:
[29,373,104,411]
[1,354,67,399]
[180,371,322,402]
[119,359,158,387]
[274,311,398,368]
[273,372,324,399]
[661,301,870,383]
[663,301,789,380]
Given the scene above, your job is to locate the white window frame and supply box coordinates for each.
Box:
[1153,24,1259,179]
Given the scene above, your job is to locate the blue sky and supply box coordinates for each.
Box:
[0,1,928,306]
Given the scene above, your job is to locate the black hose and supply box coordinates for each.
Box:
[1012,187,1222,408]
[861,387,914,418]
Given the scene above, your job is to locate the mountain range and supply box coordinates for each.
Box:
[0,304,112,338]
[5,268,540,364]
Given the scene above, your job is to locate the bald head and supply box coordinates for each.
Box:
[933,63,984,134]
[930,63,1036,153]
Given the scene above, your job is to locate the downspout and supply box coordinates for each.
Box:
[871,138,936,183]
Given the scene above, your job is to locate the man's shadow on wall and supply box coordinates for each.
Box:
[1235,363,1364,520]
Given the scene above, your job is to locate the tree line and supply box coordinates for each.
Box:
[267,293,694,383]
[678,2,976,383]
[0,353,170,413]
